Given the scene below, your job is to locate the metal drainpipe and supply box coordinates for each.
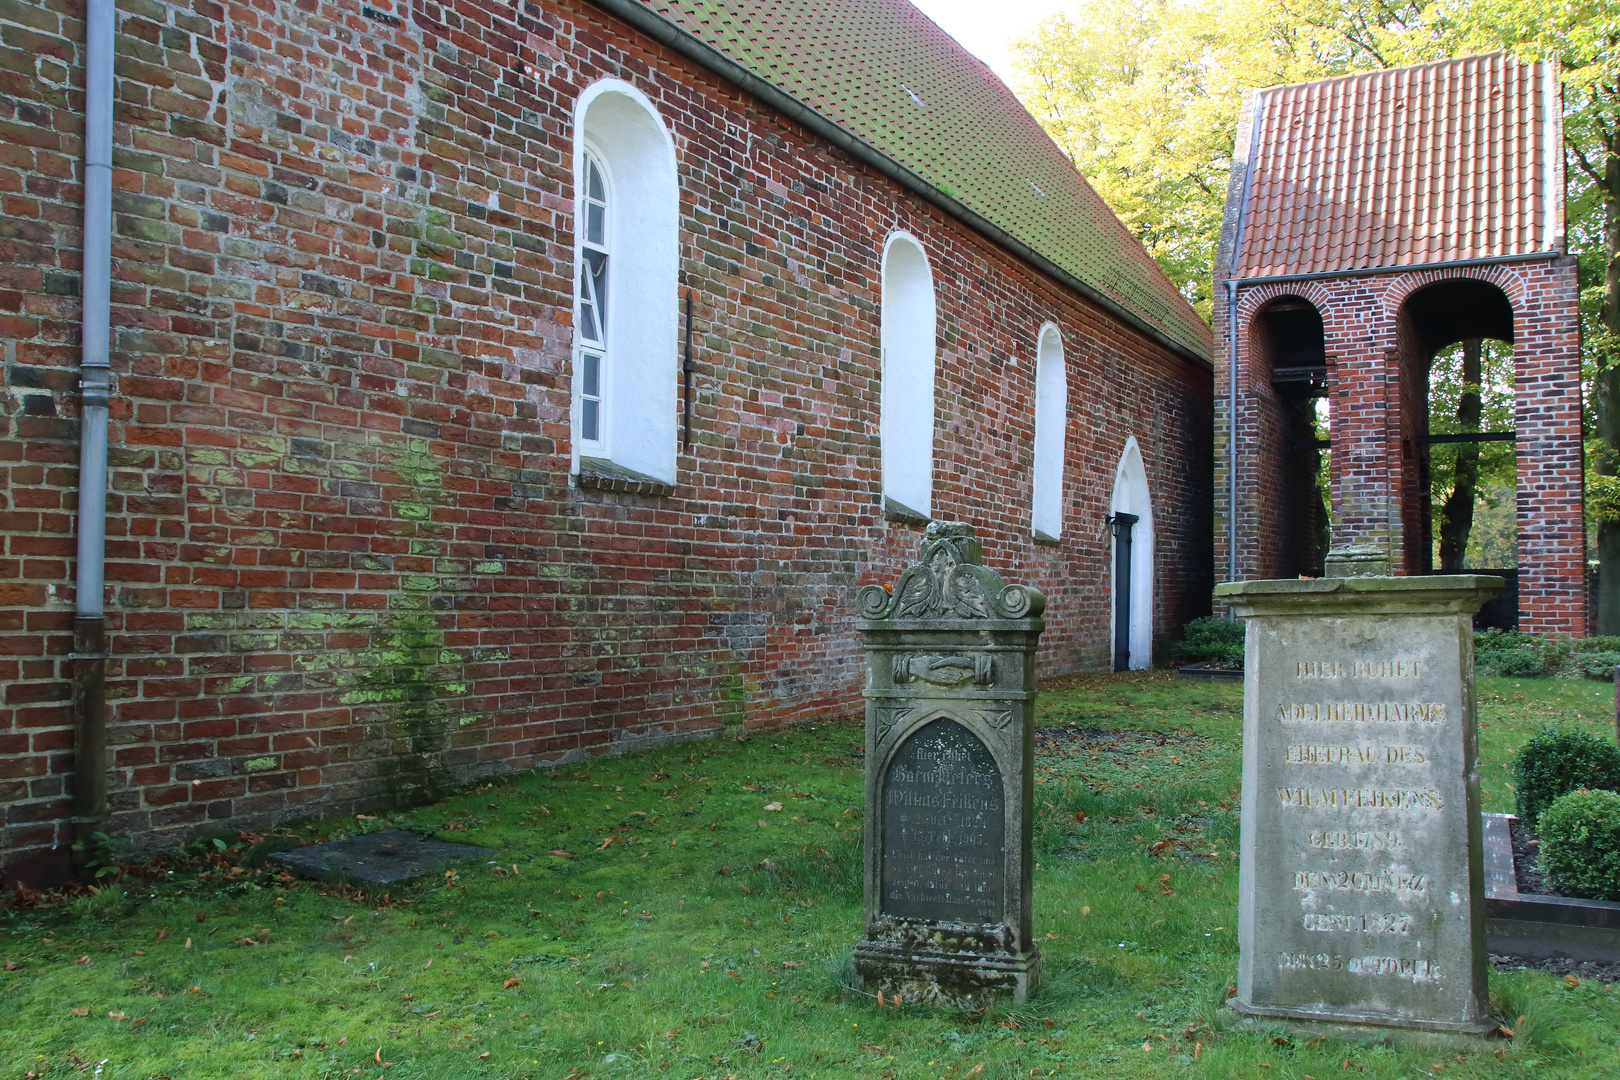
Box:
[71,0,115,877]
[1225,277,1238,594]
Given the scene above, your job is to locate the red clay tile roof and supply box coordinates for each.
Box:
[628,0,1212,356]
[1228,53,1562,279]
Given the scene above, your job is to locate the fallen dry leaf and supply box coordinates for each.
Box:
[131,1017,146,1026]
[764,802,783,812]
[597,837,615,850]
[375,1047,383,1064]
[964,1065,984,1079]
[503,978,520,989]
[70,1007,89,1017]
[75,956,89,965]
[108,1011,126,1020]
[1074,810,1086,823]
[3,958,13,970]
[1564,974,1580,988]
[479,1051,490,1059]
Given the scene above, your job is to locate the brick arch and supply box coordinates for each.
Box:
[1378,263,1529,321]
[1234,282,1334,396]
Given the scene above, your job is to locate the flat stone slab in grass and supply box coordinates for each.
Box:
[270,830,496,886]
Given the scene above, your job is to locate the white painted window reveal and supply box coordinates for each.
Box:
[572,80,679,484]
[1031,323,1066,540]
[879,233,937,521]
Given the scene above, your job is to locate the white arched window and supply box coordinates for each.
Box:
[1109,437,1155,670]
[1031,324,1066,541]
[572,80,679,485]
[880,233,936,522]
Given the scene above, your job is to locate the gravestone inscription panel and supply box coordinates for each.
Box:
[1217,570,1501,1033]
[853,522,1045,1008]
[882,718,1005,923]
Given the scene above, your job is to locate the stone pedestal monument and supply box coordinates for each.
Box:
[1215,545,1501,1033]
[852,522,1045,1008]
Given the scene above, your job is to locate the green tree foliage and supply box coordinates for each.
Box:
[1014,1,1617,601]
[1428,339,1516,567]
[1012,0,1449,318]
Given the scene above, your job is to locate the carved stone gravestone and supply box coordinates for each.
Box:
[853,522,1045,1008]
[1216,549,1501,1033]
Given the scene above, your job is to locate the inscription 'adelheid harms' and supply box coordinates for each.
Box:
[1278,703,1446,724]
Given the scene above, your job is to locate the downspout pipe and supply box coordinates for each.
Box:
[1225,277,1238,594]
[71,0,115,877]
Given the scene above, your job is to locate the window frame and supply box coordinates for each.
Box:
[574,144,613,458]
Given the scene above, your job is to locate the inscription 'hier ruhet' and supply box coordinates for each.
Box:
[1295,661,1422,679]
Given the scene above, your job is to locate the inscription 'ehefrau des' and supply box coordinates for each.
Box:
[1296,661,1422,679]
[1286,744,1429,765]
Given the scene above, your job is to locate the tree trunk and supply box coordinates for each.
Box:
[1437,338,1482,571]
[1597,148,1620,634]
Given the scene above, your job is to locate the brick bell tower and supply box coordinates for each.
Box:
[1211,54,1584,635]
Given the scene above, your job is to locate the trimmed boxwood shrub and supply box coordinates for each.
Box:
[1576,650,1620,680]
[1537,789,1620,902]
[1512,727,1620,826]
[1475,629,1558,678]
[1176,615,1244,666]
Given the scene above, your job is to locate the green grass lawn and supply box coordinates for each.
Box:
[4,673,1619,1079]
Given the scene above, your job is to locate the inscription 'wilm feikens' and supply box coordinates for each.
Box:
[1295,661,1421,679]
[1277,703,1446,724]
[1278,788,1443,811]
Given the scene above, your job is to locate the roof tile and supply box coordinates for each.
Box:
[1231,53,1557,278]
[634,0,1211,354]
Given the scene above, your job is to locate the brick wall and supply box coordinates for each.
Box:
[1212,260,1583,634]
[0,0,1214,883]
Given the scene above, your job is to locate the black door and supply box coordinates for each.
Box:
[1112,513,1138,672]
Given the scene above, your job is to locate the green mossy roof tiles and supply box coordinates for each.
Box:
[635,0,1212,356]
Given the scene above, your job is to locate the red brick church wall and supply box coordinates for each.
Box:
[0,0,1213,882]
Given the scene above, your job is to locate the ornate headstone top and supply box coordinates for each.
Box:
[858,522,1046,622]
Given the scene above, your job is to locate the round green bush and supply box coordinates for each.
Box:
[1512,727,1620,826]
[1537,789,1620,902]
[1175,615,1244,665]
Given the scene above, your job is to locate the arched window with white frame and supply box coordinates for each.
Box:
[572,80,679,486]
[880,233,937,522]
[1031,323,1066,541]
